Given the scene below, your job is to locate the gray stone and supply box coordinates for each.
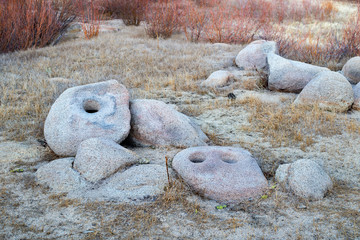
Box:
[74,138,139,183]
[44,80,131,156]
[235,40,277,70]
[36,158,88,192]
[342,56,360,84]
[77,164,169,203]
[128,99,209,147]
[353,82,360,110]
[268,53,330,93]
[172,146,268,203]
[201,70,233,88]
[275,159,333,200]
[294,71,354,112]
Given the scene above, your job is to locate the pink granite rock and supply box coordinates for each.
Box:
[235,40,277,70]
[353,83,360,110]
[342,56,360,84]
[74,138,139,183]
[128,99,209,147]
[201,70,234,88]
[172,146,268,203]
[44,80,130,156]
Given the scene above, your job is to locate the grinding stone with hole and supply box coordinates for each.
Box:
[172,146,268,203]
[44,80,130,156]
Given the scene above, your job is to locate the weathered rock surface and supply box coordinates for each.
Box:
[294,71,354,112]
[353,83,360,110]
[74,138,139,183]
[268,53,330,93]
[76,164,169,203]
[128,99,209,147]
[44,80,131,156]
[36,158,87,192]
[275,159,333,200]
[172,146,268,203]
[342,56,360,84]
[201,70,233,88]
[235,40,277,70]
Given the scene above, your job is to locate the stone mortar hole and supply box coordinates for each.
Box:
[221,153,238,164]
[83,99,101,113]
[189,152,206,163]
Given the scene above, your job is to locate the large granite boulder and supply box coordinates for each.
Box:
[353,83,360,110]
[74,138,139,183]
[342,56,360,84]
[294,71,354,112]
[44,80,131,156]
[201,70,234,88]
[128,99,209,147]
[36,158,88,192]
[268,53,330,93]
[172,146,268,203]
[275,159,333,200]
[235,40,277,70]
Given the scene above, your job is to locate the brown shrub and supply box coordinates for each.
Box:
[0,0,77,53]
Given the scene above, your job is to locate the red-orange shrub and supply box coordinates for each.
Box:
[0,0,77,53]
[78,0,101,39]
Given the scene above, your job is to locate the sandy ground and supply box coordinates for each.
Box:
[0,19,360,239]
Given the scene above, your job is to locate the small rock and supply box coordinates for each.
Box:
[353,82,360,110]
[275,159,333,200]
[235,40,277,70]
[74,138,139,183]
[172,146,268,203]
[36,158,87,192]
[128,99,209,147]
[44,80,131,156]
[200,70,233,88]
[268,53,330,93]
[342,56,360,84]
[294,71,354,112]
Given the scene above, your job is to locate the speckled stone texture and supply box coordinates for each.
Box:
[294,71,354,112]
[172,146,268,203]
[268,53,330,93]
[275,159,333,200]
[128,99,209,147]
[36,158,88,192]
[342,56,360,84]
[235,40,277,70]
[44,80,131,156]
[201,70,234,88]
[353,82,360,110]
[74,138,140,183]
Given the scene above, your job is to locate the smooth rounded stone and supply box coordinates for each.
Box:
[172,146,268,203]
[342,56,360,84]
[200,70,234,88]
[294,71,354,112]
[80,164,169,203]
[128,99,209,147]
[275,159,333,200]
[353,83,360,110]
[268,53,330,93]
[44,80,131,156]
[74,138,139,183]
[235,40,277,70]
[36,158,88,192]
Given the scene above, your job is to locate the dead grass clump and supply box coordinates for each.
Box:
[0,0,77,53]
[239,97,350,149]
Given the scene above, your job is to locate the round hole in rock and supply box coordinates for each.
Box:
[222,159,237,164]
[83,100,101,113]
[220,152,237,164]
[189,152,206,163]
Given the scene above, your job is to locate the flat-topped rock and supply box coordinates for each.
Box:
[36,158,88,192]
[74,138,139,183]
[172,146,268,203]
[128,99,209,147]
[294,71,354,112]
[268,53,330,93]
[44,80,131,156]
[235,40,277,70]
